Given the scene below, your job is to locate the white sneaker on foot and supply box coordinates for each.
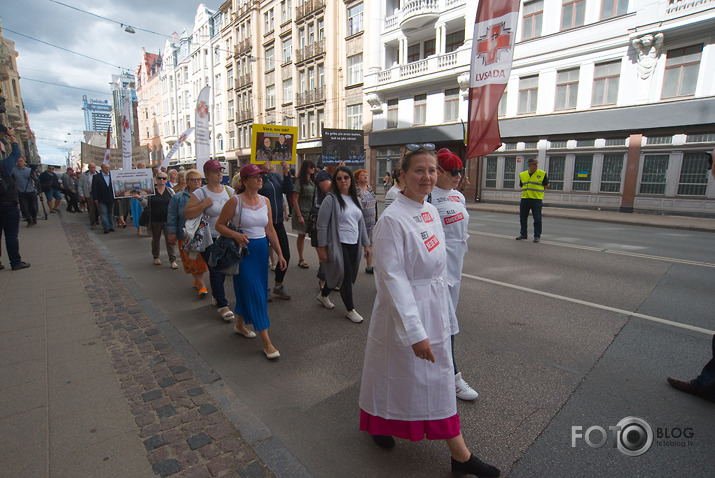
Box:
[317,293,334,309]
[455,372,478,401]
[345,309,363,323]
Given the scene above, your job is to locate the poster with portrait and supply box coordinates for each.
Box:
[251,124,298,164]
[110,169,155,198]
[321,129,365,166]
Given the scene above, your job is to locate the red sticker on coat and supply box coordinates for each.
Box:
[444,212,464,225]
[424,235,439,252]
[421,212,434,223]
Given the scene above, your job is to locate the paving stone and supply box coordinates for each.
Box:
[143,434,165,451]
[187,432,212,451]
[158,376,178,388]
[169,365,187,374]
[199,404,218,416]
[152,458,181,477]
[134,336,148,344]
[142,389,163,402]
[156,405,177,419]
[187,387,205,397]
[238,461,266,478]
[155,342,169,350]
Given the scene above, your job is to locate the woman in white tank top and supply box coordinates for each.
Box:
[215,164,286,360]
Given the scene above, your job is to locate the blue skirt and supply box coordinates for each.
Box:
[233,237,270,331]
[131,197,143,228]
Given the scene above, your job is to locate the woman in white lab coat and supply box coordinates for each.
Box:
[429,148,479,402]
[358,145,500,477]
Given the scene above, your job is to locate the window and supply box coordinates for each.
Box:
[592,61,620,106]
[601,0,628,19]
[347,104,362,130]
[318,19,324,42]
[522,1,543,40]
[646,135,671,145]
[662,45,702,99]
[572,155,592,191]
[498,90,507,117]
[281,0,292,23]
[309,111,316,137]
[387,99,398,129]
[283,79,293,104]
[485,158,497,188]
[678,153,708,195]
[299,70,306,93]
[561,0,585,30]
[266,85,275,109]
[407,44,420,63]
[265,46,275,72]
[604,138,626,146]
[347,54,363,86]
[424,39,436,57]
[555,68,579,110]
[639,154,669,194]
[686,133,715,143]
[308,24,315,44]
[445,30,465,53]
[444,88,460,122]
[300,113,306,139]
[577,139,595,147]
[228,100,234,119]
[548,156,565,190]
[214,46,221,64]
[318,64,324,88]
[347,3,363,36]
[503,158,517,189]
[217,134,223,152]
[229,130,235,150]
[282,37,292,64]
[414,94,426,126]
[215,103,221,123]
[299,28,305,49]
[308,67,315,89]
[227,68,234,90]
[600,154,623,192]
[264,8,274,33]
[518,76,538,114]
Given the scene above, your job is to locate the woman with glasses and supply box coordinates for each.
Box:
[353,169,378,274]
[315,166,371,324]
[131,162,147,236]
[133,171,178,269]
[429,148,479,402]
[359,144,500,478]
[290,159,316,269]
[167,169,208,298]
[184,160,236,321]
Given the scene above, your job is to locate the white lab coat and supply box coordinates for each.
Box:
[430,186,470,316]
[359,193,458,421]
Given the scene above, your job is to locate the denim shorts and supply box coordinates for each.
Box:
[45,189,62,200]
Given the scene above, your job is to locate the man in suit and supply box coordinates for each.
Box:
[78,162,98,228]
[92,162,115,234]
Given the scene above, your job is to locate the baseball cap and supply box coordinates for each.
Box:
[203,159,224,172]
[240,163,262,177]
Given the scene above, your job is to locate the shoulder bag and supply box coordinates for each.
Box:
[182,188,213,256]
[210,195,248,276]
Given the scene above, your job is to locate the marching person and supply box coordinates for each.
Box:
[12,157,37,226]
[290,159,316,269]
[0,126,30,271]
[515,158,549,243]
[354,169,377,274]
[358,145,499,477]
[78,162,99,228]
[133,171,177,268]
[91,162,116,234]
[39,165,62,213]
[430,148,479,401]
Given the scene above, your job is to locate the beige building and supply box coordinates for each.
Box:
[136,49,164,166]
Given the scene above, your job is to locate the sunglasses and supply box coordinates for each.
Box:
[157,176,168,180]
[443,168,464,177]
[335,175,351,181]
[405,143,436,152]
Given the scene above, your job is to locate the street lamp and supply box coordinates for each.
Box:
[121,24,136,34]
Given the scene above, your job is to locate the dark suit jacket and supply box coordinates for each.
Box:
[91,172,115,204]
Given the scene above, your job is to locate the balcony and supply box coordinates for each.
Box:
[295,86,325,107]
[235,37,252,57]
[399,0,439,33]
[385,15,398,32]
[236,73,252,89]
[366,48,469,89]
[236,109,253,123]
[295,39,325,63]
[296,0,325,22]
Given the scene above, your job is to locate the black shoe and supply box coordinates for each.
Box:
[104,229,110,234]
[109,227,115,232]
[515,235,527,240]
[371,435,395,449]
[533,237,540,243]
[667,377,714,402]
[365,266,374,274]
[11,262,31,271]
[451,454,500,477]
[0,263,4,270]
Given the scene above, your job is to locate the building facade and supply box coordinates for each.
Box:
[82,95,113,133]
[110,72,140,148]
[136,49,164,165]
[364,0,715,215]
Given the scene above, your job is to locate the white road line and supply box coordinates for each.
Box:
[469,230,715,268]
[461,273,713,336]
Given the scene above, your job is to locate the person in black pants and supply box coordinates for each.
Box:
[11,157,37,226]
[0,126,30,270]
[259,159,293,300]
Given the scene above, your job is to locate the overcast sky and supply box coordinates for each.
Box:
[2,0,211,165]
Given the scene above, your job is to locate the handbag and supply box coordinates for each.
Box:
[138,203,150,227]
[182,189,213,255]
[210,196,248,276]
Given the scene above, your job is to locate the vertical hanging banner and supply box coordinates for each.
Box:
[103,125,112,165]
[121,97,133,169]
[467,0,519,158]
[160,127,194,170]
[194,85,211,174]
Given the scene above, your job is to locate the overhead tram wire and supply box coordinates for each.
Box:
[21,78,111,96]
[49,0,172,38]
[3,27,129,70]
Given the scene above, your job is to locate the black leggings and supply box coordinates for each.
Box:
[272,221,290,283]
[321,242,359,311]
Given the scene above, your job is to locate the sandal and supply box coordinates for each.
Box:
[217,307,234,321]
[298,260,309,269]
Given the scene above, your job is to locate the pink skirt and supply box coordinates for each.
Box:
[359,409,460,441]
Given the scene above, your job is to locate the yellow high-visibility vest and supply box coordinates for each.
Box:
[519,169,546,199]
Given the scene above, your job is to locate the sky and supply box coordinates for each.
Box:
[2,0,211,165]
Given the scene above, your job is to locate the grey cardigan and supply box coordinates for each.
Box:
[316,192,370,289]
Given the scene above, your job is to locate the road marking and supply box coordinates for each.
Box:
[469,231,715,268]
[462,273,713,336]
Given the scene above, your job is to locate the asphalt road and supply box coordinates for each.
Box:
[78,210,715,477]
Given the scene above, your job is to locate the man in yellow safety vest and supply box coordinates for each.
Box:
[515,158,549,243]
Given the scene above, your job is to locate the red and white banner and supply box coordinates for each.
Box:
[160,127,194,170]
[194,85,211,174]
[121,97,132,170]
[103,125,111,165]
[466,0,519,158]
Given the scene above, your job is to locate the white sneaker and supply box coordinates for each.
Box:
[345,309,363,323]
[455,372,478,400]
[317,293,334,309]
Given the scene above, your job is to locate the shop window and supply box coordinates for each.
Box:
[639,154,669,195]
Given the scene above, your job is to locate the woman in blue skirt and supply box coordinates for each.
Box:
[215,163,287,360]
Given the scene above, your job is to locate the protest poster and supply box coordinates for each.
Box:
[321,129,365,166]
[251,124,298,164]
[110,169,155,199]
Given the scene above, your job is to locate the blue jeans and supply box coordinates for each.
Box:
[519,198,543,238]
[201,243,228,309]
[97,201,114,231]
[0,202,22,267]
[692,334,715,399]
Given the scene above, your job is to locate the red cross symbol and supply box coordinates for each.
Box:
[197,101,209,118]
[122,117,130,131]
[476,22,512,65]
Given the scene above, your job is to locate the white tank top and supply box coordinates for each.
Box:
[235,196,268,239]
[198,185,234,238]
